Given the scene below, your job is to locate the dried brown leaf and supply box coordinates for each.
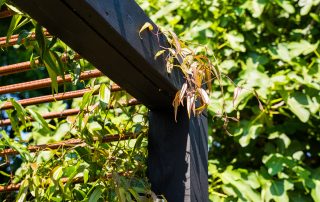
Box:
[179,83,188,105]
[186,95,191,119]
[139,22,153,39]
[198,88,210,105]
[233,86,242,108]
[253,90,264,111]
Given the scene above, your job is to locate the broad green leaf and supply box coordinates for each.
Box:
[287,40,319,57]
[264,154,284,176]
[51,166,63,181]
[275,0,295,13]
[263,180,294,202]
[88,121,102,134]
[220,168,261,201]
[311,180,320,202]
[287,95,310,123]
[238,123,263,147]
[299,0,313,15]
[226,31,246,52]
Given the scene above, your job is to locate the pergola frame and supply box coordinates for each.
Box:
[10,1,208,201]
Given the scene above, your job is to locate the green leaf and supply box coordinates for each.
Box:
[51,166,63,181]
[83,169,89,184]
[299,0,313,15]
[16,179,29,202]
[10,98,27,126]
[154,49,166,59]
[264,180,294,202]
[0,170,11,177]
[6,14,22,44]
[311,180,320,202]
[99,84,111,109]
[87,122,102,134]
[89,186,103,202]
[17,30,30,44]
[43,50,62,94]
[238,123,263,147]
[35,24,46,58]
[28,108,51,132]
[0,0,6,9]
[275,0,295,14]
[226,31,246,52]
[264,154,284,176]
[287,95,310,123]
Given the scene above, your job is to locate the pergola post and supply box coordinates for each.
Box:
[148,108,208,201]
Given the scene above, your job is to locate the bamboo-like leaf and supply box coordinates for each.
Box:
[6,14,22,44]
[233,86,242,108]
[253,90,264,111]
[179,83,187,105]
[99,83,111,109]
[89,186,103,202]
[205,68,212,91]
[169,31,181,55]
[139,22,153,39]
[83,169,89,184]
[198,88,210,105]
[154,49,166,59]
[16,179,29,202]
[186,95,191,118]
[28,108,51,132]
[10,98,27,126]
[166,60,174,73]
[43,52,59,94]
[35,24,46,58]
[6,4,23,14]
[172,92,180,122]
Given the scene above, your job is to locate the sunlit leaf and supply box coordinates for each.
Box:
[139,22,153,39]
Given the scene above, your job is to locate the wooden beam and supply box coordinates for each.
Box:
[11,0,183,109]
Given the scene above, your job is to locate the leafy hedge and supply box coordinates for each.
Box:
[137,0,320,201]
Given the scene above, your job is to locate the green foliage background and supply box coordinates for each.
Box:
[137,0,320,201]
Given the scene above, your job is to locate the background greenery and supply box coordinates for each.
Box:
[136,0,320,201]
[1,0,320,201]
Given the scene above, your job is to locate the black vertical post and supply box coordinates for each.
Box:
[148,108,208,201]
